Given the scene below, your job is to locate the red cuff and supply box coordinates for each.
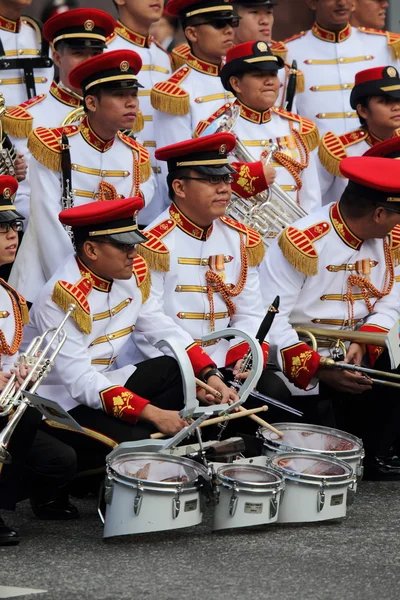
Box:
[186,342,215,377]
[225,341,269,368]
[231,161,268,199]
[358,324,388,367]
[100,386,149,424]
[281,342,320,389]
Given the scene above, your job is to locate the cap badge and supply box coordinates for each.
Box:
[257,42,268,52]
[219,144,227,154]
[386,66,398,78]
[120,61,130,72]
[84,20,94,31]
[3,188,11,199]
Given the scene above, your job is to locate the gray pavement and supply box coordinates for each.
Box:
[1,481,400,600]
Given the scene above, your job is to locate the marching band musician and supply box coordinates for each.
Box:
[195,41,321,213]
[3,8,116,223]
[0,0,54,107]
[260,156,400,480]
[24,196,217,487]
[281,0,400,137]
[318,65,400,206]
[0,175,78,546]
[9,49,155,305]
[127,133,291,420]
[108,0,174,226]
[350,0,388,30]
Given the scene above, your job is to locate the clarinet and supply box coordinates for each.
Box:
[60,133,75,244]
[285,60,298,113]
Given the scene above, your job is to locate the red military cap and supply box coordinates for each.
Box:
[156,132,237,175]
[340,156,400,207]
[363,136,400,159]
[69,49,143,93]
[350,65,400,109]
[59,197,148,245]
[220,40,284,92]
[166,0,235,20]
[43,8,115,49]
[0,175,23,223]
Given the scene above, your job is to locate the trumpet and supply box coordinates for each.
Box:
[0,304,76,464]
[295,325,400,388]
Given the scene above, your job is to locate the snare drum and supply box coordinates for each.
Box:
[213,464,285,531]
[260,422,364,483]
[101,452,209,538]
[270,452,356,523]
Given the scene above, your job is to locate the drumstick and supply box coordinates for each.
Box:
[195,377,223,399]
[237,405,284,437]
[150,406,268,439]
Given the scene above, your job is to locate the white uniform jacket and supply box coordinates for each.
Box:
[195,99,321,214]
[107,23,173,226]
[129,202,269,371]
[0,280,28,373]
[283,23,400,136]
[260,202,400,392]
[9,118,155,303]
[317,128,400,206]
[0,15,53,107]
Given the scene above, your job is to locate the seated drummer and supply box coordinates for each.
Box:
[0,176,78,546]
[123,133,291,429]
[260,156,400,480]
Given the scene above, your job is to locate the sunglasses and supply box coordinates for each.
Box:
[192,17,240,29]
[180,174,235,184]
[95,239,138,253]
[0,220,23,234]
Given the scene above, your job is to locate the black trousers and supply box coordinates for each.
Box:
[0,407,77,511]
[42,356,185,480]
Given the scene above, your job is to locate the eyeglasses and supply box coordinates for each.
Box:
[0,220,23,234]
[180,174,235,185]
[95,240,138,253]
[191,17,240,29]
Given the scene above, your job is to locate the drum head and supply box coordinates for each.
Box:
[271,454,350,478]
[111,456,201,484]
[218,464,281,485]
[262,423,360,454]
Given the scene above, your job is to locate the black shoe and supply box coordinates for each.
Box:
[363,455,400,481]
[0,515,20,546]
[30,495,80,520]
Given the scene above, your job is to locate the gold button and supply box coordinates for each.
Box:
[40,78,46,83]
[100,170,106,177]
[205,314,210,320]
[346,112,352,117]
[321,113,326,118]
[338,58,344,63]
[0,80,3,84]
[197,97,203,102]
[111,309,115,316]
[123,171,128,176]
[180,313,185,318]
[176,286,182,292]
[18,49,23,55]
[343,84,348,89]
[366,55,372,60]
[72,164,77,170]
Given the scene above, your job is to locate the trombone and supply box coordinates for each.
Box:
[295,325,400,388]
[0,304,76,464]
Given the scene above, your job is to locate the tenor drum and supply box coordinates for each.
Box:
[260,422,364,484]
[269,453,356,523]
[213,464,285,531]
[102,453,209,538]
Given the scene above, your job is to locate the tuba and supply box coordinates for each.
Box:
[197,104,306,247]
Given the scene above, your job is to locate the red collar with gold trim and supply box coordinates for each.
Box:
[330,202,363,250]
[0,14,20,33]
[76,257,112,292]
[170,203,213,241]
[312,22,352,43]
[80,116,114,153]
[50,81,82,108]
[186,52,219,77]
[237,100,272,124]
[115,21,151,48]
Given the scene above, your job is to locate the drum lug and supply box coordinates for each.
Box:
[317,482,326,513]
[104,480,114,505]
[269,490,278,519]
[357,463,364,479]
[229,484,238,517]
[134,484,143,516]
[172,485,182,519]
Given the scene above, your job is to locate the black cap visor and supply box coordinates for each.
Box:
[0,209,24,223]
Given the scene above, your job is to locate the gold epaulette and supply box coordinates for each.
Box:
[117,131,151,183]
[358,27,400,60]
[28,124,79,171]
[133,254,151,303]
[278,221,331,276]
[105,31,117,45]
[3,94,46,138]
[193,102,232,138]
[318,129,368,177]
[282,31,307,45]
[137,218,176,272]
[273,107,319,151]
[220,216,265,266]
[270,40,288,61]
[51,276,92,334]
[389,224,400,264]
[171,43,191,70]
[0,279,29,325]
[150,66,191,115]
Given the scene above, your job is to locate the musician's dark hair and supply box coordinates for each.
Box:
[83,88,103,113]
[167,168,193,200]
[355,96,372,127]
[183,14,210,51]
[339,186,379,219]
